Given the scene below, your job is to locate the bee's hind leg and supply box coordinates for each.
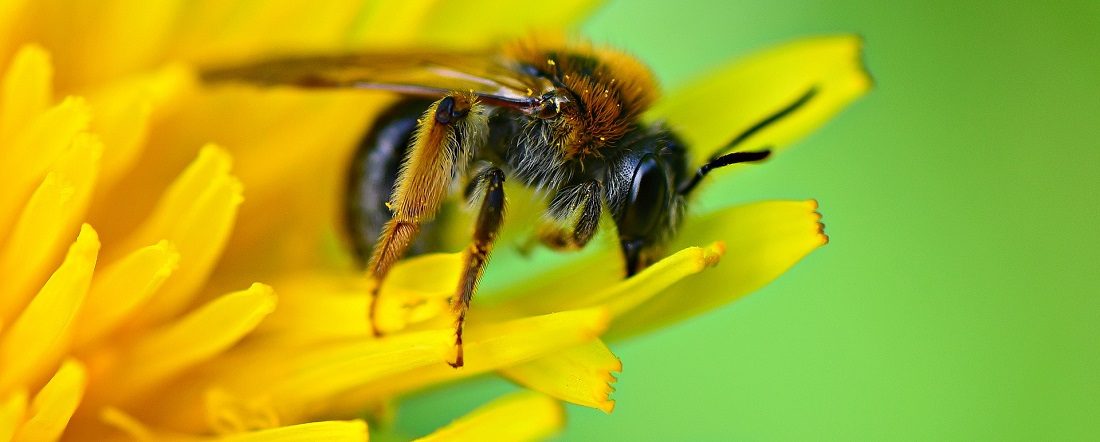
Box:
[449,165,506,368]
[366,93,487,336]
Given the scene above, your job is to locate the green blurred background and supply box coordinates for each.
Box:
[397,1,1100,440]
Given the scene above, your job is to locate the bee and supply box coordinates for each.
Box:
[202,36,813,367]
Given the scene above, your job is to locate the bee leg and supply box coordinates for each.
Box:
[537,180,602,250]
[366,93,488,336]
[449,166,506,368]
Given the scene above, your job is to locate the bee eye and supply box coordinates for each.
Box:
[618,154,670,239]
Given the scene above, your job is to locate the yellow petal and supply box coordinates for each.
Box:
[254,272,370,344]
[12,0,184,89]
[98,407,164,442]
[99,407,366,442]
[0,391,27,442]
[147,89,378,276]
[12,359,86,442]
[600,244,724,317]
[0,44,52,141]
[145,328,452,432]
[166,1,368,65]
[484,244,722,320]
[375,252,464,334]
[113,145,243,327]
[217,420,367,442]
[0,97,91,244]
[328,308,610,418]
[649,35,871,167]
[85,65,192,190]
[608,200,828,338]
[73,241,180,350]
[344,2,440,48]
[258,253,461,344]
[150,308,608,431]
[100,283,276,404]
[354,0,598,49]
[499,340,621,413]
[415,391,563,442]
[0,0,32,64]
[0,135,101,325]
[480,235,624,317]
[0,225,98,395]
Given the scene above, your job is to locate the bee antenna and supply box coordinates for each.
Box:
[703,87,817,162]
[678,149,772,196]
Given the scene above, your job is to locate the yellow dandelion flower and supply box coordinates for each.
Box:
[0,1,868,441]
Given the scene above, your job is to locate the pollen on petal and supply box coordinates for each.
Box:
[415,391,564,442]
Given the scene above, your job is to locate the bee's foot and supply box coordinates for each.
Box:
[447,341,464,368]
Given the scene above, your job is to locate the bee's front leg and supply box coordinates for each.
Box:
[536,180,603,250]
[449,165,506,368]
[366,93,487,336]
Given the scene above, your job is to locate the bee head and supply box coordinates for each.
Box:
[606,130,689,276]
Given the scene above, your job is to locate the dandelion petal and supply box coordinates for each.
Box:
[0,225,98,395]
[148,328,452,432]
[0,44,52,141]
[381,0,597,48]
[500,340,622,413]
[0,136,101,324]
[649,35,871,167]
[328,308,610,418]
[415,391,563,442]
[256,272,370,343]
[217,420,368,442]
[73,241,180,350]
[0,97,91,253]
[485,244,722,320]
[117,145,243,326]
[375,252,463,333]
[105,283,276,402]
[13,359,86,442]
[609,200,828,338]
[86,66,192,190]
[0,391,28,442]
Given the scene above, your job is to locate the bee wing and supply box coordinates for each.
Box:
[201,51,545,110]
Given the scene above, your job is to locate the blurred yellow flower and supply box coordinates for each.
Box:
[0,0,867,440]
